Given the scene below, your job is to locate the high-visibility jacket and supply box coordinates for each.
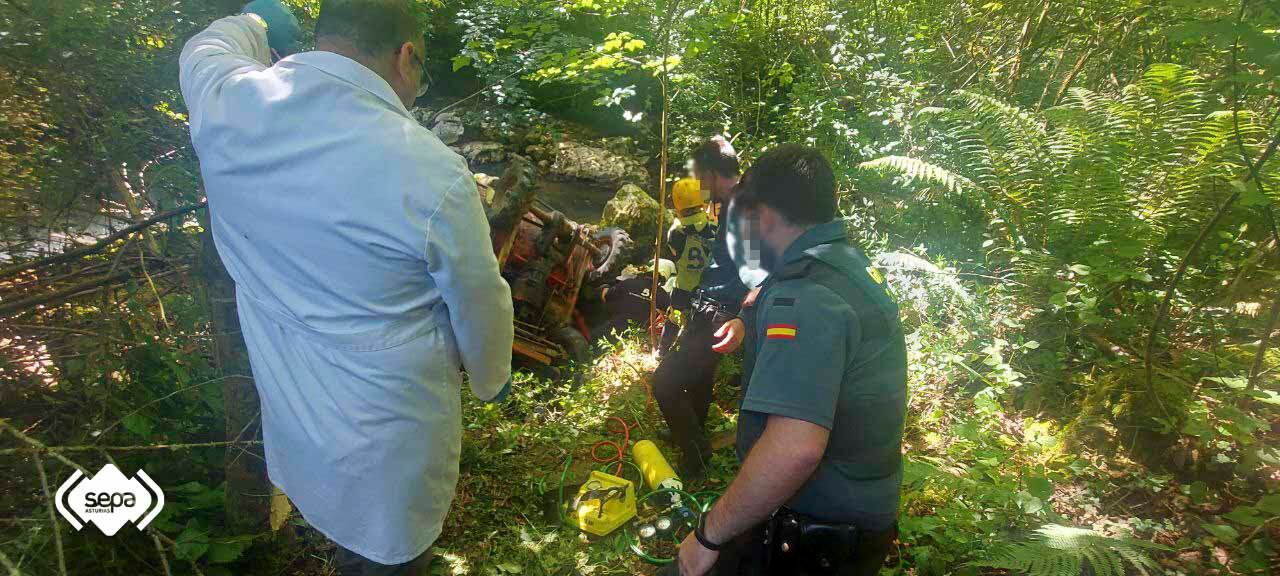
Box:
[667,212,715,293]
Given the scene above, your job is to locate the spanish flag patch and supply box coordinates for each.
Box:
[766,324,797,340]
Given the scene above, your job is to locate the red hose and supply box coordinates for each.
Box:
[591,416,633,477]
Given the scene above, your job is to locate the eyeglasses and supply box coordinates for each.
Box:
[402,44,430,99]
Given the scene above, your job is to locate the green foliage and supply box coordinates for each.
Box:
[973,524,1167,576]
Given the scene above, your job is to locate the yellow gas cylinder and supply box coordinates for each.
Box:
[632,440,682,491]
[573,471,636,536]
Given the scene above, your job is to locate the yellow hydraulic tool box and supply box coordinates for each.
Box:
[572,471,637,536]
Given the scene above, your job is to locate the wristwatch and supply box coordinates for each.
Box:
[695,512,724,551]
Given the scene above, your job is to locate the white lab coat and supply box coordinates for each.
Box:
[179,15,513,564]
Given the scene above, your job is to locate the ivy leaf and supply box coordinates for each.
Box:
[1202,523,1239,543]
[207,535,255,563]
[175,524,210,562]
[1027,476,1053,500]
[451,55,472,72]
[1223,506,1264,527]
[122,414,154,439]
[1255,494,1280,515]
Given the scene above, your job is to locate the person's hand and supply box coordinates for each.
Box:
[712,318,746,354]
[485,378,512,404]
[675,531,720,576]
[243,0,302,56]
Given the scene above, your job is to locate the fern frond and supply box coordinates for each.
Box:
[872,251,974,305]
[858,156,974,197]
[971,524,1169,576]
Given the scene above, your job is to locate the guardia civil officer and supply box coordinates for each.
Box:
[669,145,908,576]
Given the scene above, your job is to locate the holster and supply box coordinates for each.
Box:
[762,508,893,575]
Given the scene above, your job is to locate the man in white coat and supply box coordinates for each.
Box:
[179,1,514,573]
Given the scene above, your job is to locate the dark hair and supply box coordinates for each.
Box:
[691,136,740,178]
[316,0,420,57]
[735,144,837,226]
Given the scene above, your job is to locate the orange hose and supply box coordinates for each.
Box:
[591,416,633,477]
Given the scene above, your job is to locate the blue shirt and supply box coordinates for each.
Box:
[180,16,514,563]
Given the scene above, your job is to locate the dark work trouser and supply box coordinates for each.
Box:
[653,305,725,473]
[705,522,896,576]
[335,546,432,576]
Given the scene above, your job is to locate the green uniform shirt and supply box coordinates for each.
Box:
[736,221,908,530]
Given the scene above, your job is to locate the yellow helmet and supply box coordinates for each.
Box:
[672,178,703,214]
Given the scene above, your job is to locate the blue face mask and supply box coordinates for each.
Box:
[725,197,770,289]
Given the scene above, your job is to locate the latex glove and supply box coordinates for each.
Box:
[711,318,746,354]
[243,0,302,56]
[485,378,512,404]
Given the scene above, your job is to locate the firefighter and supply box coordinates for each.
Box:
[657,177,718,354]
[668,177,716,310]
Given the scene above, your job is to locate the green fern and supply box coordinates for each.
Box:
[971,524,1169,576]
[859,63,1277,302]
[858,155,974,198]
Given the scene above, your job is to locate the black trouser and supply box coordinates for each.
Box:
[335,546,432,576]
[653,305,727,472]
[660,521,895,576]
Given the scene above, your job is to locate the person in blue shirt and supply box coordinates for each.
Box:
[652,136,750,479]
[180,1,514,574]
[668,145,907,576]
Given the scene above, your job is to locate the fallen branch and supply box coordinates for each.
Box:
[0,264,190,318]
[0,440,263,457]
[0,202,206,280]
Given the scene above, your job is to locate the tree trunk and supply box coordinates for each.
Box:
[198,222,269,532]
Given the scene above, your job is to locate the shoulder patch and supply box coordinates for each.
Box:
[766,323,797,340]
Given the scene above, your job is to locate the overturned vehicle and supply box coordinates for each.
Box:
[480,158,633,373]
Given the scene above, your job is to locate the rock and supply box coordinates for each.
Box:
[549,141,648,187]
[411,107,435,126]
[431,112,464,145]
[459,141,506,165]
[601,184,668,263]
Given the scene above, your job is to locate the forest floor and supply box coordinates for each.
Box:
[263,331,1278,576]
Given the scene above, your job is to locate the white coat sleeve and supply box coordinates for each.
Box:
[425,159,515,400]
[178,15,271,130]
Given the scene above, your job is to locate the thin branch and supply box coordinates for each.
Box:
[0,202,205,280]
[0,548,22,576]
[91,374,249,443]
[1247,290,1280,392]
[150,534,173,576]
[33,459,67,576]
[0,440,263,457]
[0,264,190,318]
[0,419,88,474]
